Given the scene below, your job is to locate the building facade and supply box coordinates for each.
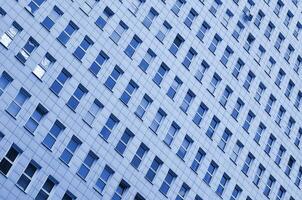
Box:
[0,0,302,199]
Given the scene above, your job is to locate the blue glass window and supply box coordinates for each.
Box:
[42,120,65,150]
[120,80,138,105]
[15,37,39,64]
[99,114,119,140]
[41,6,63,30]
[57,21,78,45]
[145,156,162,183]
[0,71,13,96]
[153,63,169,86]
[95,165,114,194]
[50,68,71,95]
[60,136,81,165]
[66,84,88,111]
[77,151,98,179]
[6,88,31,117]
[115,128,134,155]
[89,51,109,76]
[73,36,93,61]
[104,65,123,90]
[24,104,48,134]
[95,7,114,30]
[26,0,46,14]
[124,35,142,58]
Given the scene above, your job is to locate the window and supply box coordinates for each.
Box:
[254,122,266,143]
[276,186,286,200]
[166,76,182,100]
[0,21,22,48]
[275,106,286,125]
[253,164,265,186]
[254,82,266,102]
[242,111,255,132]
[0,144,22,175]
[295,167,302,188]
[6,88,31,117]
[184,8,198,28]
[232,59,244,78]
[156,21,172,42]
[153,62,169,86]
[104,65,123,90]
[16,160,40,191]
[73,36,94,61]
[195,60,209,83]
[209,0,222,16]
[208,73,221,94]
[41,6,63,30]
[115,128,134,155]
[130,143,149,169]
[169,34,184,55]
[264,134,276,155]
[124,35,142,58]
[99,114,119,140]
[89,50,109,76]
[255,45,265,63]
[163,122,180,146]
[0,71,13,96]
[15,37,39,64]
[205,116,220,139]
[293,22,302,39]
[145,156,162,183]
[177,135,193,160]
[138,49,156,72]
[203,161,218,185]
[232,21,244,40]
[265,57,276,75]
[35,176,58,200]
[171,0,185,15]
[243,33,255,52]
[66,84,88,111]
[50,68,71,95]
[112,180,130,200]
[274,0,284,16]
[135,94,153,119]
[221,9,233,28]
[80,0,99,14]
[60,136,82,165]
[293,56,302,74]
[176,183,190,200]
[219,86,232,107]
[129,0,144,14]
[142,7,158,28]
[274,33,285,50]
[218,128,232,151]
[284,45,294,62]
[94,165,114,194]
[150,108,166,133]
[241,152,255,175]
[196,21,210,41]
[275,69,285,87]
[264,22,275,39]
[285,156,295,176]
[24,104,48,134]
[263,175,275,198]
[220,46,233,66]
[62,191,76,200]
[95,6,114,30]
[26,0,46,14]
[216,173,230,197]
[77,151,98,180]
[42,120,65,150]
[190,148,205,172]
[294,91,302,109]
[57,21,79,46]
[254,10,265,27]
[32,53,56,80]
[83,99,103,125]
[230,185,242,200]
[134,193,145,200]
[120,80,138,105]
[159,169,177,196]
[182,47,197,69]
[275,145,286,166]
[110,21,128,44]
[180,90,195,113]
[208,34,222,53]
[193,102,208,126]
[230,140,243,163]
[0,7,6,16]
[265,94,276,114]
[231,98,244,120]
[294,128,302,148]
